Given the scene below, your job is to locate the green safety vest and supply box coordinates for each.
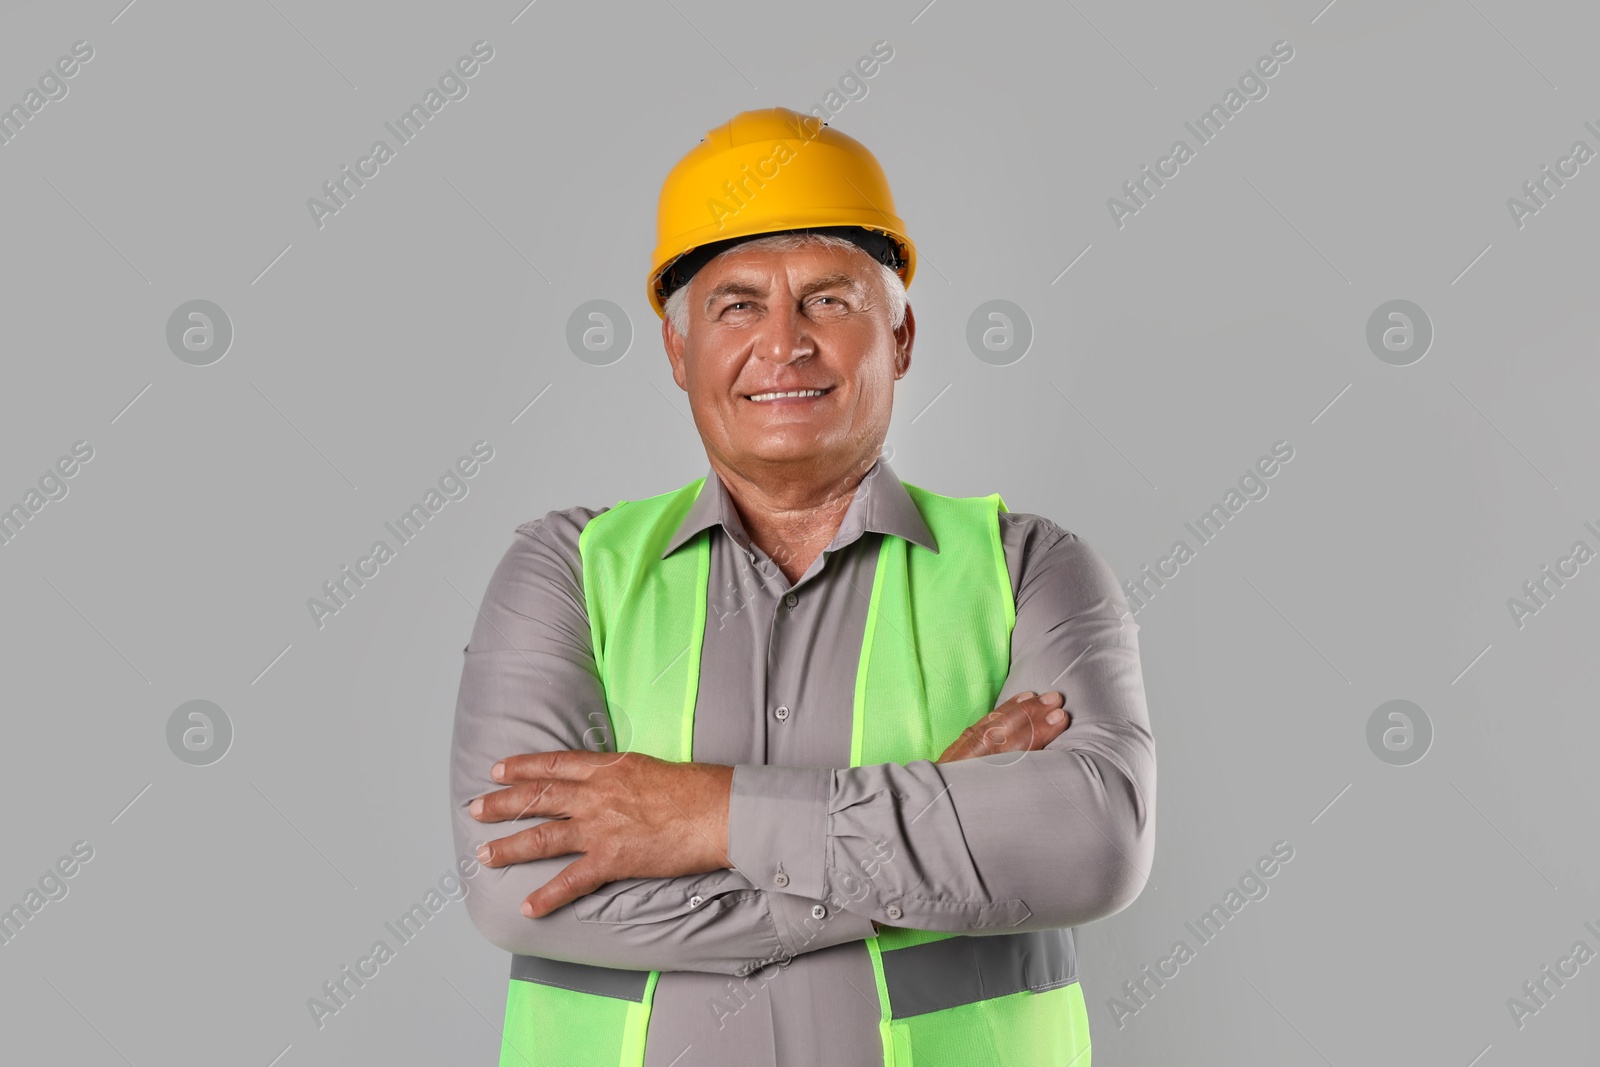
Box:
[499,475,1092,1067]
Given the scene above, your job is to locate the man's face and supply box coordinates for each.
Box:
[662,239,914,479]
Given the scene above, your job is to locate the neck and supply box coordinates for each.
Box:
[709,452,879,581]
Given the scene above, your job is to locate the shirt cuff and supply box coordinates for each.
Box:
[767,888,878,964]
[570,867,759,925]
[727,763,832,899]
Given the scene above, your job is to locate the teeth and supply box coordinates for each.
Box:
[748,389,827,402]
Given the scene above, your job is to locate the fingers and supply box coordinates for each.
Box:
[471,779,569,823]
[476,750,655,821]
[936,691,1071,764]
[492,749,623,784]
[523,856,612,918]
[1005,692,1070,749]
[477,817,583,868]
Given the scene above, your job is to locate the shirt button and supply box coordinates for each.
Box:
[774,705,790,722]
[811,904,827,920]
[688,894,704,908]
[785,592,798,609]
[885,904,903,921]
[774,872,790,888]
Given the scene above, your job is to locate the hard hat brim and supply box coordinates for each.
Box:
[646,108,917,319]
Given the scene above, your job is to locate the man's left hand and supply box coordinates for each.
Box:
[470,751,734,918]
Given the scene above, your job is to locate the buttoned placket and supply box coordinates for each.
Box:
[757,547,826,755]
[710,476,883,921]
[760,550,796,746]
[768,588,791,747]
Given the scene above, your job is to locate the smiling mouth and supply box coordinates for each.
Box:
[743,387,834,403]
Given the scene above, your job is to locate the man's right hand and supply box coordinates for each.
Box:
[934,691,1070,764]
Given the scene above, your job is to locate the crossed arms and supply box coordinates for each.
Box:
[448,507,1156,977]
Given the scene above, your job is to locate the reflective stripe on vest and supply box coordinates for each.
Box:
[510,923,1077,1012]
[499,476,1092,1067]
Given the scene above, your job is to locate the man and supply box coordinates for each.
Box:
[450,107,1155,1067]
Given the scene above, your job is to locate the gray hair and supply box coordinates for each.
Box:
[663,231,908,338]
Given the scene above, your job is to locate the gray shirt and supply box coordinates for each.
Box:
[449,456,1156,1066]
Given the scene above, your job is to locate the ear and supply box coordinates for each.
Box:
[892,302,915,379]
[662,314,688,391]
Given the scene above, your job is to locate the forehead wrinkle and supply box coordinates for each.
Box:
[701,278,767,306]
[797,271,866,300]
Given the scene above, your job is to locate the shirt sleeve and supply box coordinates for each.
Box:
[450,508,877,976]
[724,516,1156,933]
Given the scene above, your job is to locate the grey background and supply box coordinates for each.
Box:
[2,0,1596,1063]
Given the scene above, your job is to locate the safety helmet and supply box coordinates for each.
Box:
[646,106,917,319]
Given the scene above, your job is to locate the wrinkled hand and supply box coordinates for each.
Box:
[470,750,734,918]
[935,691,1070,764]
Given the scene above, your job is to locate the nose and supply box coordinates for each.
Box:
[756,298,816,367]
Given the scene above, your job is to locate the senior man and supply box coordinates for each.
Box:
[450,107,1155,1067]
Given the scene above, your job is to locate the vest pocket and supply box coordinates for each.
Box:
[502,958,655,1067]
[875,929,1090,1066]
[501,977,639,1067]
[887,980,1092,1067]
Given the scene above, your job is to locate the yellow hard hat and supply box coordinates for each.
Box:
[646,106,917,319]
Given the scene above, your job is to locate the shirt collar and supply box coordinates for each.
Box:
[660,457,938,559]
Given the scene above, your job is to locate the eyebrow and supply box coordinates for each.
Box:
[702,271,866,310]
